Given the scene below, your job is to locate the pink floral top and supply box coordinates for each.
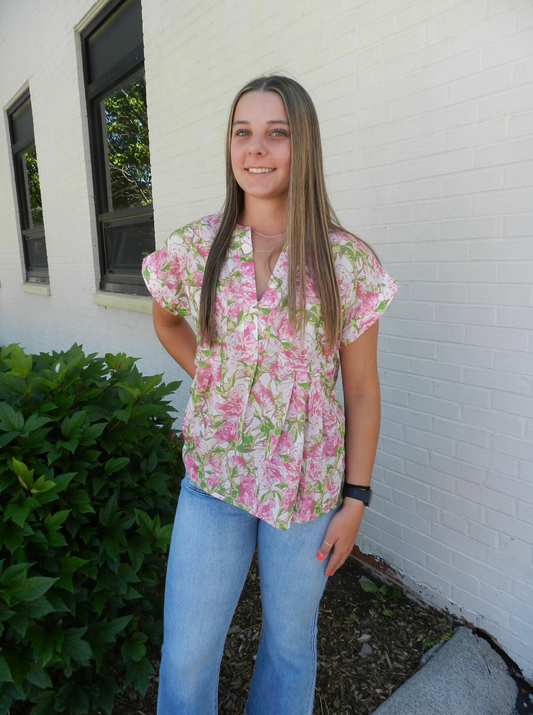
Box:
[142,214,398,530]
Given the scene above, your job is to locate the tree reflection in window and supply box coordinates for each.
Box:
[102,74,152,212]
[23,147,43,227]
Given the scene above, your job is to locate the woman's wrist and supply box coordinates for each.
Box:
[341,496,367,514]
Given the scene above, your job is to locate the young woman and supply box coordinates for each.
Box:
[142,75,397,715]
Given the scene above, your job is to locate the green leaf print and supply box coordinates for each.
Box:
[376,300,388,312]
[237,435,255,453]
[260,421,274,440]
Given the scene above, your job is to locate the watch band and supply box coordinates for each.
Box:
[342,482,372,506]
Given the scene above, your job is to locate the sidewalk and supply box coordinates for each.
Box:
[372,627,519,715]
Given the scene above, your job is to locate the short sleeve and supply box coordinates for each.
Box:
[141,232,190,316]
[337,237,398,348]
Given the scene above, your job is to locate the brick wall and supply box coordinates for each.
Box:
[351,0,533,677]
[0,0,531,679]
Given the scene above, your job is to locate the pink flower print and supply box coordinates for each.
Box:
[228,299,242,323]
[256,499,275,523]
[208,453,224,479]
[268,361,285,381]
[286,386,306,420]
[230,454,248,477]
[238,478,257,504]
[335,263,353,300]
[195,366,211,392]
[184,455,199,481]
[214,420,238,442]
[215,292,228,322]
[251,382,276,412]
[150,246,169,273]
[220,382,249,418]
[304,441,324,462]
[196,244,211,258]
[324,431,343,458]
[306,387,324,427]
[276,313,297,345]
[240,323,258,364]
[323,399,340,434]
[356,281,380,316]
[261,290,278,309]
[275,431,294,455]
[211,361,222,384]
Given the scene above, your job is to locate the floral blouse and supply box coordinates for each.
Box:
[142,214,398,530]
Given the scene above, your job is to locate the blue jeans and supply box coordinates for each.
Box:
[157,474,343,715]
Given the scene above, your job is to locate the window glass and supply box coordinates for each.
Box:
[11,98,34,147]
[8,92,49,283]
[23,147,44,227]
[87,0,142,84]
[103,217,154,274]
[25,237,48,270]
[101,72,152,212]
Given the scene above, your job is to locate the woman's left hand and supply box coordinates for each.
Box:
[317,499,366,576]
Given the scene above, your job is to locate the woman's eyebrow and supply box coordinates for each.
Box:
[232,119,289,126]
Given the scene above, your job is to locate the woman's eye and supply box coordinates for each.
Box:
[271,129,287,137]
[235,130,249,137]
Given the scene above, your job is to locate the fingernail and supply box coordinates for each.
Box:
[317,553,325,561]
[327,573,333,577]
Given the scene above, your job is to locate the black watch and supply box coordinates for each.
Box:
[342,482,372,506]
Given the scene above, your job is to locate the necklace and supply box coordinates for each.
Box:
[251,228,285,239]
[252,238,285,253]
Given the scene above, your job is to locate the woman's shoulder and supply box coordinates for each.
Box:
[169,213,222,247]
[328,228,379,267]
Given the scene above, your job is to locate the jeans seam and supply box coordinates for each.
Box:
[304,600,321,715]
[185,476,210,496]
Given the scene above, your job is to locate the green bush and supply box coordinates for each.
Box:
[0,344,184,714]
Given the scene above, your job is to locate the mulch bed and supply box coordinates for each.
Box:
[112,551,454,715]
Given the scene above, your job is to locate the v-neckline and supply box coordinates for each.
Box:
[254,243,287,304]
[235,224,287,307]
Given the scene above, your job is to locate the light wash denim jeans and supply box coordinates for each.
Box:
[157,473,343,715]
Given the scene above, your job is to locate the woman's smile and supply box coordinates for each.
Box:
[246,167,276,173]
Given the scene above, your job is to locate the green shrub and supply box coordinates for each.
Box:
[0,344,184,714]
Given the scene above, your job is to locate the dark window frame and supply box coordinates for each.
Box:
[8,90,49,284]
[81,0,153,296]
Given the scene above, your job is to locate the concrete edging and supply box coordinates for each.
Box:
[372,627,518,715]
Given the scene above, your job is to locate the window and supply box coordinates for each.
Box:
[81,0,153,295]
[8,92,49,284]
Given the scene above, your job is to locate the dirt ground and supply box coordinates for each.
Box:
[112,551,455,715]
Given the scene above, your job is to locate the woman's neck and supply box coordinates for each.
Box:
[239,195,287,235]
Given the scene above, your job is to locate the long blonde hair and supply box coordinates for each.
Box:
[199,75,370,351]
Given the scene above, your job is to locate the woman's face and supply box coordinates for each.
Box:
[230,91,292,204]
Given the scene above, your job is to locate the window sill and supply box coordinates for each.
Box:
[92,292,153,314]
[21,283,51,296]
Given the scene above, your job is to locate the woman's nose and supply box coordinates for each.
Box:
[248,135,265,154]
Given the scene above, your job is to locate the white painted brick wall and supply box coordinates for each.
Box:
[0,0,532,680]
[352,0,533,681]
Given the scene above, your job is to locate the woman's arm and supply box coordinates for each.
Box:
[317,320,381,575]
[342,320,381,492]
[152,299,198,379]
